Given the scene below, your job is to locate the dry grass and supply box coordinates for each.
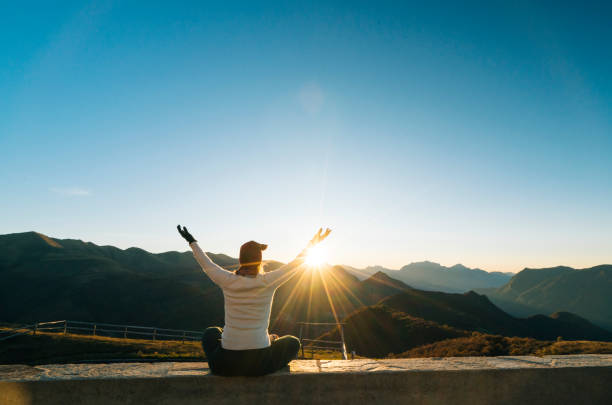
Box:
[390,333,612,359]
[299,347,366,360]
[0,329,351,364]
[535,340,612,355]
[0,330,204,364]
[6,328,609,364]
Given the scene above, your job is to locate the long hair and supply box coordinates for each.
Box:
[236,241,267,277]
[235,262,263,277]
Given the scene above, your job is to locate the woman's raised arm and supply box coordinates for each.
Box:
[262,228,331,288]
[177,225,233,286]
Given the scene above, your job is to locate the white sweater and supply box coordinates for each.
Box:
[190,242,306,350]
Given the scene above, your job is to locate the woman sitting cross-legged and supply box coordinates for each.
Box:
[177,225,331,376]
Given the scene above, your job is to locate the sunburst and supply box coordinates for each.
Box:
[305,244,327,267]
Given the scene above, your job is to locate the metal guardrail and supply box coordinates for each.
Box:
[297,322,348,360]
[0,320,204,343]
[2,320,352,359]
[0,323,38,342]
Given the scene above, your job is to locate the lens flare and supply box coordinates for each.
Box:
[305,245,327,267]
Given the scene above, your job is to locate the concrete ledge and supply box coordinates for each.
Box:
[1,355,611,405]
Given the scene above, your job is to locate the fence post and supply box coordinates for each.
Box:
[298,324,305,359]
[63,320,67,335]
[124,327,127,339]
[339,325,348,360]
[152,329,157,341]
[182,331,186,343]
[33,322,38,335]
[93,324,97,336]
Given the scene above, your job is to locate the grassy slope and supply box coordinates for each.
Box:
[0,330,204,364]
[380,290,612,341]
[320,296,612,358]
[0,330,350,364]
[2,329,611,365]
[391,333,612,358]
[320,305,470,358]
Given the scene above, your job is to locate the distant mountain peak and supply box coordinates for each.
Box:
[1,231,64,249]
[401,261,443,270]
[364,265,396,272]
[364,271,411,290]
[412,260,440,266]
[370,271,395,281]
[550,311,582,321]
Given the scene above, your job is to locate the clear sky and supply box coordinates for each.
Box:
[1,1,611,272]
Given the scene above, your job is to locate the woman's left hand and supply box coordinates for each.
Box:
[177,225,197,244]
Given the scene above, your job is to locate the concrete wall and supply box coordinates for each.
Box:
[2,357,611,405]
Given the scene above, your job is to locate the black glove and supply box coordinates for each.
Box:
[177,225,197,244]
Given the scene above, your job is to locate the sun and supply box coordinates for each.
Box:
[305,244,327,267]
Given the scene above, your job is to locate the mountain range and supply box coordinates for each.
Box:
[476,265,612,331]
[344,262,513,293]
[320,288,612,357]
[1,231,610,358]
[0,232,409,333]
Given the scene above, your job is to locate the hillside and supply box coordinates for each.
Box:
[0,328,348,364]
[0,330,204,364]
[320,287,612,357]
[0,232,407,334]
[380,290,526,336]
[380,290,612,341]
[320,305,470,357]
[478,265,612,331]
[360,271,412,303]
[392,334,612,358]
[0,232,226,330]
[394,334,550,358]
[345,262,512,293]
[270,268,410,334]
[6,327,610,364]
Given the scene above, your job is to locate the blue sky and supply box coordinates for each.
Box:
[1,1,611,272]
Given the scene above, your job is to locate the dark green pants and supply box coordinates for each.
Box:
[202,327,301,376]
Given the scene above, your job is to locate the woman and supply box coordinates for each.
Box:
[177,225,331,376]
